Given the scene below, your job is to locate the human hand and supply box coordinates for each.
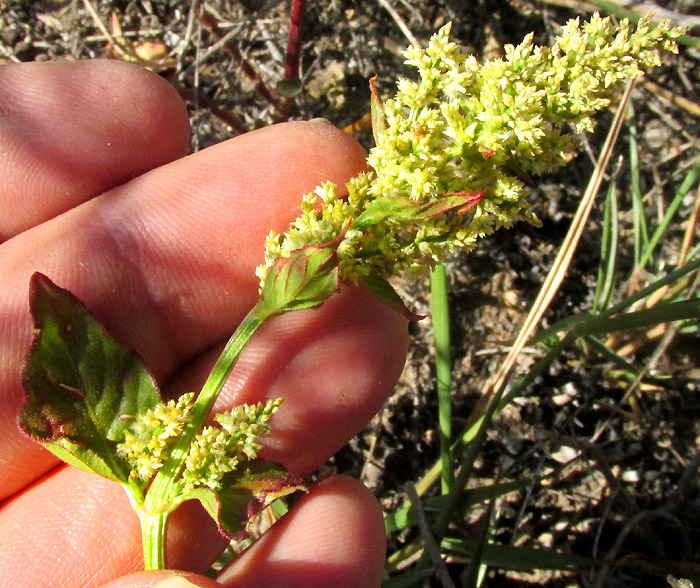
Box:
[0,60,408,588]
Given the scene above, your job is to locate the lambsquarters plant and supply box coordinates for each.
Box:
[18,13,684,571]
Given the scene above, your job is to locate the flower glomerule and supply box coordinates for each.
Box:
[182,399,282,492]
[256,13,684,316]
[117,393,302,539]
[117,392,196,481]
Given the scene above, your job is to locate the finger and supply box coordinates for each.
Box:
[100,574,220,588]
[0,60,189,240]
[218,475,386,588]
[100,573,221,588]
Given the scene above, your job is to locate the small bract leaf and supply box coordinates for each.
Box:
[360,274,425,321]
[183,461,305,539]
[369,75,386,146]
[259,245,340,316]
[353,192,484,232]
[19,273,161,483]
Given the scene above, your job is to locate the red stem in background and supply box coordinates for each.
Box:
[278,0,307,121]
[284,0,306,81]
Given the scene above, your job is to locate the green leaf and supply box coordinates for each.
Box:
[259,245,340,317]
[353,192,483,232]
[19,272,161,483]
[360,274,424,321]
[183,461,305,539]
[276,79,303,98]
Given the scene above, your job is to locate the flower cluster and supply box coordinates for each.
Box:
[182,399,282,491]
[117,392,196,481]
[117,393,281,489]
[258,14,684,287]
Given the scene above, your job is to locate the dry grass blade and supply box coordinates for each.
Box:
[643,80,700,119]
[376,0,421,47]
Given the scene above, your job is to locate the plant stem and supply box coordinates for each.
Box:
[430,263,453,494]
[141,511,168,570]
[140,303,269,569]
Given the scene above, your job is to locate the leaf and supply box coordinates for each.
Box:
[183,461,305,539]
[360,274,425,321]
[369,75,386,146]
[276,79,303,98]
[19,272,161,483]
[353,191,484,232]
[259,245,340,317]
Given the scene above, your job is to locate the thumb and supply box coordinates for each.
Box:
[98,573,220,588]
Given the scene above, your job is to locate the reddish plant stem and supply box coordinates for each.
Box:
[200,10,283,115]
[277,0,307,121]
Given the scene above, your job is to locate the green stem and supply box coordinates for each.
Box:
[141,511,168,570]
[140,302,269,569]
[430,263,453,494]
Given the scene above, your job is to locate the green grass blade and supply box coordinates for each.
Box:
[593,179,620,312]
[431,263,454,494]
[385,480,528,534]
[533,257,700,343]
[628,110,648,266]
[442,538,597,571]
[637,154,700,270]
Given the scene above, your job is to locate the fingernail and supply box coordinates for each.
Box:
[152,577,204,588]
[308,117,332,125]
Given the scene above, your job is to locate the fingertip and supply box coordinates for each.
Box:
[218,474,386,588]
[213,283,409,477]
[98,571,221,588]
[0,60,190,237]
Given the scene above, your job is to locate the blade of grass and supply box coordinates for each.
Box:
[385,479,527,534]
[443,538,598,571]
[420,386,506,570]
[386,387,506,585]
[463,467,501,588]
[592,179,620,312]
[405,482,456,588]
[628,106,648,267]
[534,257,700,343]
[431,264,454,494]
[636,154,700,271]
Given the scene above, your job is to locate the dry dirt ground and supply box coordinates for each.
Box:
[2,1,700,587]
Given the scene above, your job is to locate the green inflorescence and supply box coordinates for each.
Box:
[257,14,684,287]
[117,394,282,490]
[117,392,196,481]
[182,399,282,491]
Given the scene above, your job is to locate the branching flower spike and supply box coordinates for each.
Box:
[257,13,685,317]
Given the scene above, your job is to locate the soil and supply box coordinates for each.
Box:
[2,1,699,586]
